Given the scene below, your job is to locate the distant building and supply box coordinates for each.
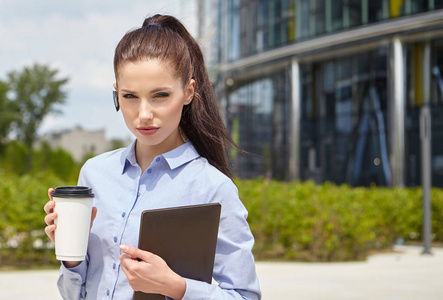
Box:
[39,126,110,162]
[207,0,443,187]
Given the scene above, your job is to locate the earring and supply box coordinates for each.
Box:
[113,91,120,111]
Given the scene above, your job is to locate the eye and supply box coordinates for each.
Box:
[154,92,169,98]
[122,93,137,99]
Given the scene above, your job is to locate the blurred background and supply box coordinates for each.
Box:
[0,0,443,297]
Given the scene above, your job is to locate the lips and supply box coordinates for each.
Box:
[136,126,159,136]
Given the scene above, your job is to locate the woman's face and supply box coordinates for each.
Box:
[114,59,194,153]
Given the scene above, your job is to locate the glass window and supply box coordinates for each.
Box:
[348,0,362,27]
[406,39,443,187]
[327,0,344,32]
[313,0,326,36]
[408,0,429,14]
[431,40,443,187]
[229,0,241,61]
[368,0,386,22]
[257,0,269,52]
[221,0,442,61]
[227,70,291,180]
[296,0,311,40]
[300,48,389,186]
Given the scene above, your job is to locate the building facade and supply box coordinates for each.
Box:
[211,0,443,187]
[39,126,110,162]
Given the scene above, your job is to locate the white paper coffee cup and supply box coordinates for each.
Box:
[52,186,94,261]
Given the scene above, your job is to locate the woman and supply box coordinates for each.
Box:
[44,14,261,300]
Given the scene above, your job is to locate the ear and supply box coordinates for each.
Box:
[184,79,195,105]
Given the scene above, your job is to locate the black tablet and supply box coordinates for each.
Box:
[134,203,221,300]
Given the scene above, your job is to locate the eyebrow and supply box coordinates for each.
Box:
[120,87,173,94]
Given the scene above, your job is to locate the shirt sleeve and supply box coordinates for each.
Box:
[56,165,90,300]
[57,260,88,300]
[180,179,261,300]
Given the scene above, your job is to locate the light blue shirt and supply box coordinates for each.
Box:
[57,141,261,300]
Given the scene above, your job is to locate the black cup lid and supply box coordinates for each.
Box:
[52,186,95,198]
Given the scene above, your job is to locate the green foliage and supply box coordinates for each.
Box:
[109,139,126,151]
[1,175,442,268]
[0,140,80,267]
[6,63,69,172]
[0,140,81,182]
[0,80,20,146]
[32,141,80,182]
[1,140,29,175]
[0,171,72,268]
[236,178,443,262]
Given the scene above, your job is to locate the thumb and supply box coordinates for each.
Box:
[48,188,55,201]
[120,244,154,262]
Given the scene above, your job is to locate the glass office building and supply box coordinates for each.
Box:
[210,0,443,187]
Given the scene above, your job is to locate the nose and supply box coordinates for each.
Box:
[139,99,154,121]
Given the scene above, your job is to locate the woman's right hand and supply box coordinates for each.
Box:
[43,188,58,243]
[44,188,98,267]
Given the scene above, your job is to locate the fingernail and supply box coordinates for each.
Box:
[120,245,127,252]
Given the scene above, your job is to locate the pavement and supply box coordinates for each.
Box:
[0,245,442,299]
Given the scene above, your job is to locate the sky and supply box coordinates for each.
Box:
[0,0,198,140]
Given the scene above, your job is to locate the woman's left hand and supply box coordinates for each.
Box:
[119,244,186,299]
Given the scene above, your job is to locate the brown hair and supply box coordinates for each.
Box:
[114,14,238,177]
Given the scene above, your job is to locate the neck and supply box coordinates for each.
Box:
[134,132,184,173]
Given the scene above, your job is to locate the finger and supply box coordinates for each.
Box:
[48,188,55,201]
[120,244,154,262]
[44,200,55,215]
[120,253,136,265]
[119,253,138,274]
[44,224,56,243]
[44,212,58,226]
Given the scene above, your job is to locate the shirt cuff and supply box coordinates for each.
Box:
[181,278,214,300]
[60,260,88,284]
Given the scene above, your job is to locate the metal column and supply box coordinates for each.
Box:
[290,58,301,181]
[421,42,432,254]
[420,105,432,254]
[390,37,406,187]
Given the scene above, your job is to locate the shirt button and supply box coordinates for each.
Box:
[113,263,116,269]
[106,289,110,296]
[113,237,118,243]
[122,212,126,218]
[156,157,160,162]
[147,169,152,174]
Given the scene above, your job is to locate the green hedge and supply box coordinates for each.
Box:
[1,174,442,268]
[236,178,443,262]
[0,171,70,268]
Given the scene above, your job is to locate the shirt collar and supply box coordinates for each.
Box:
[162,142,200,170]
[121,139,138,174]
[121,140,200,174]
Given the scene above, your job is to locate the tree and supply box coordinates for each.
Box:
[7,63,69,171]
[0,80,19,148]
[109,138,126,150]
